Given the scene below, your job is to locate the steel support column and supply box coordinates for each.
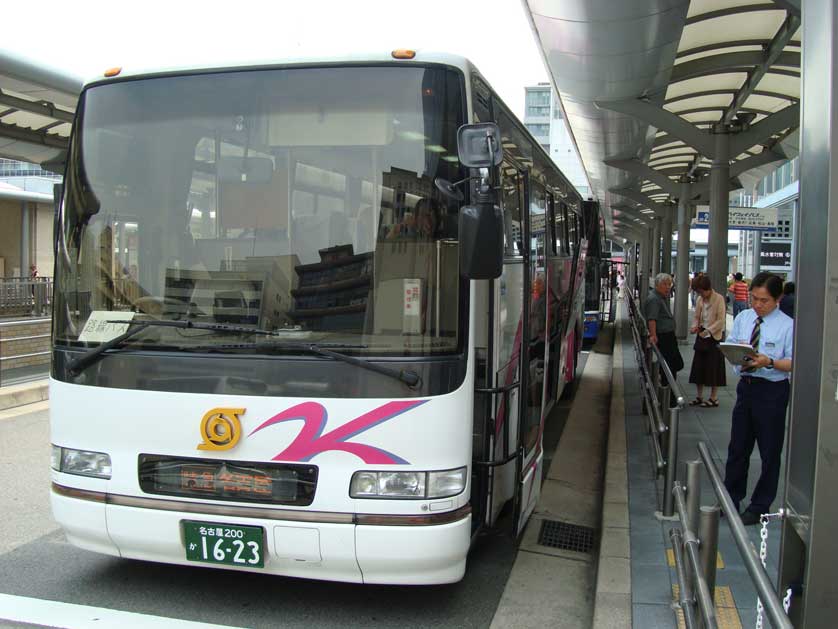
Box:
[642,228,652,298]
[752,231,762,277]
[676,181,692,339]
[20,201,30,278]
[652,217,662,278]
[708,131,730,294]
[779,0,838,624]
[661,206,673,274]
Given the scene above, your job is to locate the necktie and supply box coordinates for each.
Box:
[750,316,763,350]
[743,316,763,372]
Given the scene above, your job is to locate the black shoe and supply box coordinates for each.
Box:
[741,510,761,526]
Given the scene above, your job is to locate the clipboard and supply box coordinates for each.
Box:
[718,342,757,365]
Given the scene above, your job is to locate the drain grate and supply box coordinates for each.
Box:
[537,519,596,553]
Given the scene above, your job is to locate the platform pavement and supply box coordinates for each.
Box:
[490,324,615,628]
[0,378,49,411]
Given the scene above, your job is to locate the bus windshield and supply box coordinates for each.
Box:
[55,65,465,356]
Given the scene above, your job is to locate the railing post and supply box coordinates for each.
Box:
[670,527,697,629]
[699,505,721,597]
[663,406,680,517]
[686,460,702,535]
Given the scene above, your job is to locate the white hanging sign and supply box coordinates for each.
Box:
[693,206,778,231]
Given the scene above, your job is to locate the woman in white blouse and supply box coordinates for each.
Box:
[688,275,727,407]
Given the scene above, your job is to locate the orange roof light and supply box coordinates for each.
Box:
[104,67,122,78]
[392,49,416,60]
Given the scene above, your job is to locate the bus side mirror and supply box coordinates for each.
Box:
[459,204,503,279]
[457,123,503,168]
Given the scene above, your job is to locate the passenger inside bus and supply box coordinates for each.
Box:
[385,197,441,241]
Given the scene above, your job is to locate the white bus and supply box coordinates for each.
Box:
[50,51,590,585]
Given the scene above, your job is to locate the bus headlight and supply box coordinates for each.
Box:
[350,467,466,499]
[51,445,112,479]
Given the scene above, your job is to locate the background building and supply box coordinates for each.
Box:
[732,157,798,279]
[0,160,59,279]
[524,83,590,199]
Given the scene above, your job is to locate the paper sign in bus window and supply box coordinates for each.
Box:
[403,278,423,335]
[78,311,135,343]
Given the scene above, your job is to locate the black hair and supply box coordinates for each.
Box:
[695,275,712,291]
[750,272,783,299]
[783,281,795,295]
[734,272,743,281]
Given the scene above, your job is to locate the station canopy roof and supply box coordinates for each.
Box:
[523,0,802,239]
[0,50,81,170]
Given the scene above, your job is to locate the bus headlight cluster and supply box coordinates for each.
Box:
[350,467,466,499]
[51,445,112,479]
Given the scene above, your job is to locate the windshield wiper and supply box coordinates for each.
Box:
[190,340,422,388]
[66,320,282,376]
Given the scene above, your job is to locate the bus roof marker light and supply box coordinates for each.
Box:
[392,49,416,59]
[104,67,122,77]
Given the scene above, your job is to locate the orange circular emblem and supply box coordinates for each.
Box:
[197,408,244,450]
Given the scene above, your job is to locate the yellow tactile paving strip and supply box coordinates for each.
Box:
[667,548,725,569]
[672,585,742,629]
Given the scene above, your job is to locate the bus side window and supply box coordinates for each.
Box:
[555,202,569,256]
[500,166,523,257]
[547,194,557,256]
[567,210,578,256]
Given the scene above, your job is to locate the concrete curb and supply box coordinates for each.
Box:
[490,328,614,629]
[0,379,49,411]
[593,309,632,628]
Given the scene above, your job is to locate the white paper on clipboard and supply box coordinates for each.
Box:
[718,342,757,365]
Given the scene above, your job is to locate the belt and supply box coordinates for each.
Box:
[740,375,787,385]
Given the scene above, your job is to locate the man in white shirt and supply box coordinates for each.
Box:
[723,272,794,525]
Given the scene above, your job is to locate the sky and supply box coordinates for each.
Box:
[3,0,549,120]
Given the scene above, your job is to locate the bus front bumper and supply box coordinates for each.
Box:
[51,483,471,585]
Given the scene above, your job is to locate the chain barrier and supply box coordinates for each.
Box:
[755,510,791,629]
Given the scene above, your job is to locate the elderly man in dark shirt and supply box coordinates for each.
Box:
[644,273,684,383]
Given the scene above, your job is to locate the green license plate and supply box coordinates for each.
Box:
[182,521,264,568]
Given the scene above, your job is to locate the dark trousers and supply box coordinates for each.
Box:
[723,377,790,514]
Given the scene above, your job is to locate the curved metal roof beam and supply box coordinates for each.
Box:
[771,0,800,17]
[665,89,798,105]
[0,90,75,124]
[721,12,802,124]
[686,4,781,25]
[668,106,774,118]
[730,102,800,154]
[604,158,681,197]
[609,187,670,217]
[0,120,68,150]
[670,50,800,84]
[595,97,716,156]
[676,39,799,60]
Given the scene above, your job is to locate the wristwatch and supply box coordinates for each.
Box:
[768,358,775,369]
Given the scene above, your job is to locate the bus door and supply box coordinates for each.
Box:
[514,176,548,535]
[487,163,527,527]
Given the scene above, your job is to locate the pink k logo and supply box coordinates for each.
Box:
[249,400,427,464]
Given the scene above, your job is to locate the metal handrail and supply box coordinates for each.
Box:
[623,288,687,517]
[697,442,793,629]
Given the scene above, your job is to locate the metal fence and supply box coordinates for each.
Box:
[624,288,685,516]
[0,277,53,317]
[623,291,793,629]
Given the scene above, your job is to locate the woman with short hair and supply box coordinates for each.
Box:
[688,275,727,406]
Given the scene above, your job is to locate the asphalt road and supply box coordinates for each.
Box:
[0,358,588,629]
